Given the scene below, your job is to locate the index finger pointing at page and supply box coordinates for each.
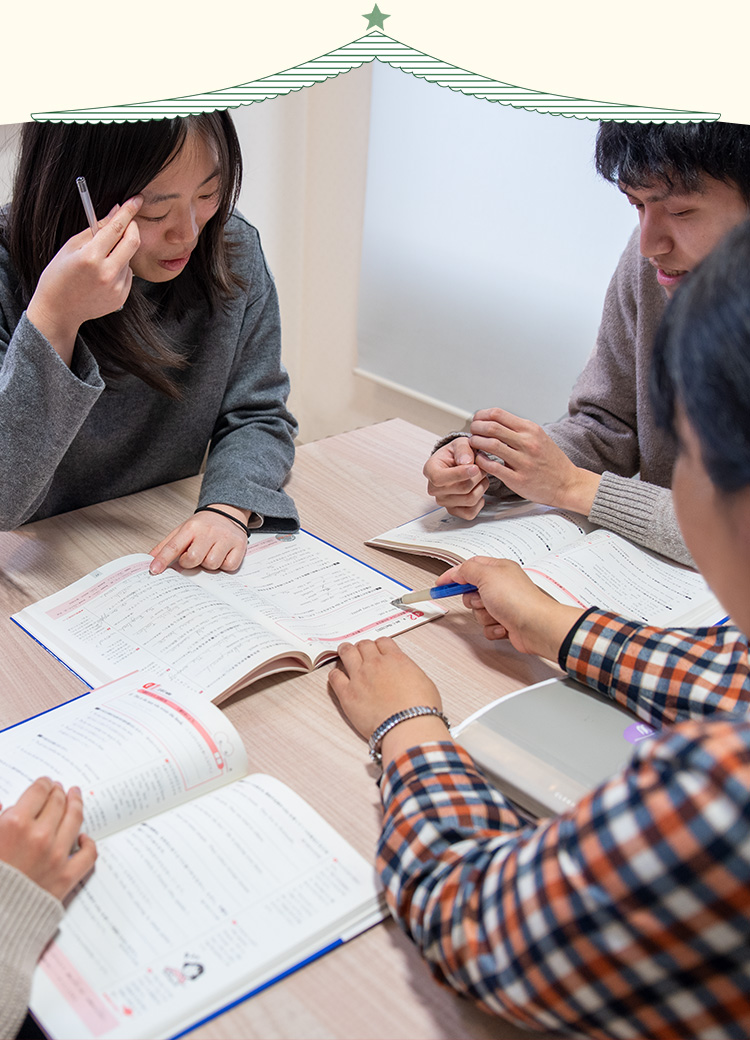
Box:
[149,527,191,575]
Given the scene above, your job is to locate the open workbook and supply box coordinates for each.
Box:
[12,530,442,703]
[0,673,384,1040]
[453,676,657,819]
[370,502,724,627]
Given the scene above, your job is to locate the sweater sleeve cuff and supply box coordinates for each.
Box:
[431,430,470,455]
[589,472,693,566]
[20,313,104,390]
[0,864,63,1038]
[589,471,665,536]
[197,483,299,525]
[0,862,63,955]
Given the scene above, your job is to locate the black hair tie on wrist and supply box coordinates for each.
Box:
[194,505,251,537]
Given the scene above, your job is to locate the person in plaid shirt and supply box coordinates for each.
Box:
[330,221,750,1038]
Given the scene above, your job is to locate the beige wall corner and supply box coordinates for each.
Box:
[235,66,464,446]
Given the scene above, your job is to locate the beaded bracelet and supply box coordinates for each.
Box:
[194,505,251,537]
[368,706,451,765]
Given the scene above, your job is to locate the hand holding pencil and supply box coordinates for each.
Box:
[25,184,142,365]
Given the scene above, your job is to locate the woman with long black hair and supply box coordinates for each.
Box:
[0,113,298,574]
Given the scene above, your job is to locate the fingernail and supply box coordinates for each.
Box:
[149,562,163,575]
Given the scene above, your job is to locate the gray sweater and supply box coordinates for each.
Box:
[0,863,62,1038]
[0,212,298,529]
[435,229,691,566]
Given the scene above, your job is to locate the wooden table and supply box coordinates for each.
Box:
[0,419,557,1040]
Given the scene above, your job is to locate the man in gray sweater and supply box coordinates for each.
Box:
[424,122,750,565]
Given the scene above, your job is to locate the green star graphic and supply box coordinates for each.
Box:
[363,4,390,31]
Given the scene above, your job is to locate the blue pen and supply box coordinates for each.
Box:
[392,582,478,609]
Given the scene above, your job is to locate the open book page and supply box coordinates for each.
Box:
[525,529,722,626]
[0,674,248,840]
[188,530,443,653]
[368,502,595,565]
[11,554,292,697]
[370,505,722,627]
[30,774,385,1040]
[12,532,443,700]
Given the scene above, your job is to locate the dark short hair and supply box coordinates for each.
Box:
[2,114,243,396]
[650,218,750,493]
[596,122,750,204]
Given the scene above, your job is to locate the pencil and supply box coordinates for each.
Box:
[76,176,99,237]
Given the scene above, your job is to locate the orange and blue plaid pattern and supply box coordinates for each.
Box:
[377,611,750,1038]
[565,610,750,725]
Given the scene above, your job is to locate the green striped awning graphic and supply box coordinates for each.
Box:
[32,31,718,123]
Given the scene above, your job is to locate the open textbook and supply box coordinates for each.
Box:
[11,530,442,703]
[453,676,657,819]
[0,674,385,1040]
[369,502,724,627]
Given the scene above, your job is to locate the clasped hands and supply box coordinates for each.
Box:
[423,407,601,519]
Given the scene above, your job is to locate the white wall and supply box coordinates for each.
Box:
[357,62,638,425]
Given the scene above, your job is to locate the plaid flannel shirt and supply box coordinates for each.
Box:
[377,611,750,1039]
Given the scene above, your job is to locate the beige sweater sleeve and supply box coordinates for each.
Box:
[0,863,63,1039]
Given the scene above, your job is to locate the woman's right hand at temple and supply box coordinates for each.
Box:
[26,195,143,365]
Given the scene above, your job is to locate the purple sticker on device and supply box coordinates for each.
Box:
[623,722,656,744]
